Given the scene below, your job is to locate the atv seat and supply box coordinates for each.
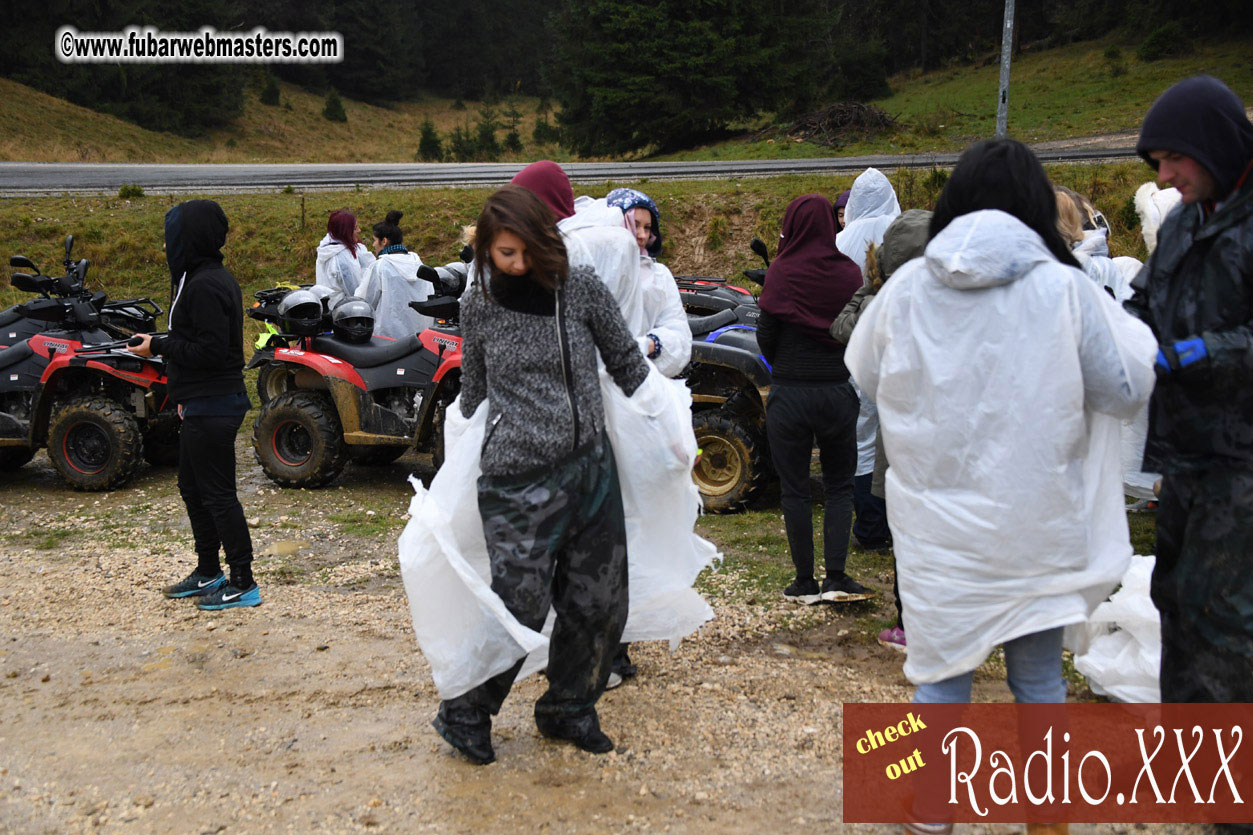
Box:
[0,306,24,328]
[688,308,737,336]
[310,334,422,368]
[0,340,33,370]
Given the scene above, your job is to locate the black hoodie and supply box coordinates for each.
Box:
[1137,75,1253,200]
[152,200,247,403]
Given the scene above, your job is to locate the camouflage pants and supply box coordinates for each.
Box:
[441,433,629,726]
[1153,469,1253,702]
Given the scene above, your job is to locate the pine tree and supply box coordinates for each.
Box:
[260,75,281,107]
[323,89,347,122]
[417,118,443,161]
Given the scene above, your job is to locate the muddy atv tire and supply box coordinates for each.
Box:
[256,362,294,406]
[691,409,768,513]
[47,395,142,491]
[347,444,407,466]
[253,390,347,488]
[0,446,35,470]
[142,410,181,467]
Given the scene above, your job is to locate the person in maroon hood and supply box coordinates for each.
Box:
[758,194,874,605]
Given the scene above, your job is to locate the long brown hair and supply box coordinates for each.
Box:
[474,185,569,298]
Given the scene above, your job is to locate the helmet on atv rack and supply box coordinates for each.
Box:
[331,299,374,344]
[308,284,336,311]
[277,289,324,336]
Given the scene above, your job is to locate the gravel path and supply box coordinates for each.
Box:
[0,441,1212,834]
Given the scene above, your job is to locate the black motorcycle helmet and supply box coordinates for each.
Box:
[277,289,324,336]
[331,299,374,344]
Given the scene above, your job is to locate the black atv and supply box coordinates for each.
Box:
[675,239,775,513]
[3,235,162,348]
[0,268,177,490]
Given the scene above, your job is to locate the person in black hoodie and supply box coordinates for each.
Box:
[1127,75,1253,703]
[131,200,259,610]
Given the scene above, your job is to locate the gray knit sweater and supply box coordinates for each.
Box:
[459,265,650,477]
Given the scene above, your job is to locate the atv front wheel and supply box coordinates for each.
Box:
[0,446,35,470]
[142,410,181,467]
[253,391,346,488]
[47,396,142,491]
[691,409,768,513]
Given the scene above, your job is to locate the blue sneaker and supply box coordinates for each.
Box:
[162,571,226,599]
[196,582,262,610]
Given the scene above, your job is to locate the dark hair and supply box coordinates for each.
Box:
[327,209,360,258]
[372,210,404,246]
[930,139,1080,269]
[474,185,569,296]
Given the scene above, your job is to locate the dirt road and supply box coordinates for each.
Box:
[0,444,1204,834]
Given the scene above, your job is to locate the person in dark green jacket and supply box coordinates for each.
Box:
[1126,75,1253,702]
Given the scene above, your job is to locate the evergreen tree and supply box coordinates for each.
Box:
[323,89,348,122]
[549,0,792,156]
[260,75,281,106]
[417,118,444,161]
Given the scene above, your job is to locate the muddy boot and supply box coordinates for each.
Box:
[535,709,614,754]
[432,702,495,765]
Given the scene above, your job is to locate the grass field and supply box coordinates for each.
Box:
[0,76,564,164]
[663,33,1253,161]
[0,160,1155,342]
[3,32,1250,164]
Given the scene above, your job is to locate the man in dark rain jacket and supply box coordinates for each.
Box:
[1126,75,1253,702]
[130,200,259,610]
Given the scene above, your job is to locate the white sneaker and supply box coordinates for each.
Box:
[605,672,623,690]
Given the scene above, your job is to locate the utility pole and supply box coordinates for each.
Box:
[995,0,1015,137]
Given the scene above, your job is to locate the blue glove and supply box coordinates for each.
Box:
[1173,337,1207,368]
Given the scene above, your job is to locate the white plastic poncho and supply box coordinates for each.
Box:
[837,168,901,476]
[637,260,693,378]
[1074,229,1138,303]
[1070,231,1158,497]
[567,196,692,378]
[399,372,718,698]
[1070,555,1161,703]
[314,234,376,298]
[845,209,1158,684]
[354,250,434,339]
[1133,181,1182,254]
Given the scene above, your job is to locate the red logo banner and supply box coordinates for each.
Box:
[842,703,1253,824]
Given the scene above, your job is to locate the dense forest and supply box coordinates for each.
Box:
[2,0,1248,154]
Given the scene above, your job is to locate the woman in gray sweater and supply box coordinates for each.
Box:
[432,185,651,766]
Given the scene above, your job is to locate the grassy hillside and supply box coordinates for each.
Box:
[0,160,1154,350]
[0,76,564,164]
[662,33,1253,161]
[3,31,1250,164]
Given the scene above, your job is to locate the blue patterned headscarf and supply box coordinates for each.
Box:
[606,187,662,258]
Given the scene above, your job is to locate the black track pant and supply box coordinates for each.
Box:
[765,381,858,581]
[441,434,629,726]
[178,414,253,573]
[1153,468,1253,702]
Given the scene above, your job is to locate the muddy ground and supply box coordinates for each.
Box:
[0,441,1211,834]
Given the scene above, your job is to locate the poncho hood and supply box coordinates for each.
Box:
[760,194,863,347]
[316,233,353,264]
[511,160,575,220]
[844,168,901,225]
[925,210,1057,291]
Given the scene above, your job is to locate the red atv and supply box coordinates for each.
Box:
[0,272,177,490]
[246,273,464,488]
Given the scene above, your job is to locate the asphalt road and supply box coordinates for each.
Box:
[0,147,1138,196]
